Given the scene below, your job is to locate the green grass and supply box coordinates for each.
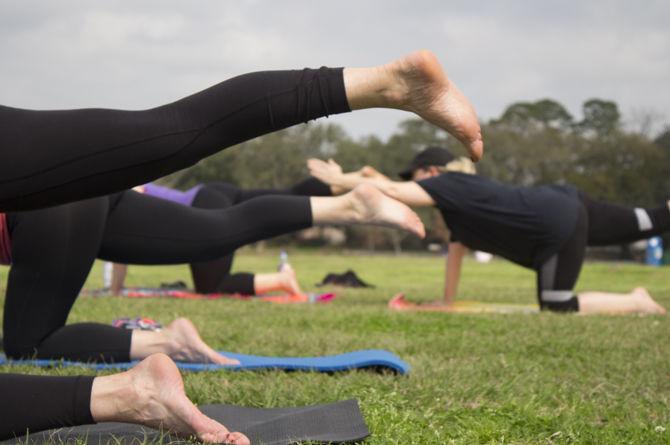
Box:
[1,249,670,444]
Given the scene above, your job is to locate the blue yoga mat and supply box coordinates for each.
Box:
[0,349,410,374]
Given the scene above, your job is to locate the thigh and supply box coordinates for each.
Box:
[3,198,108,354]
[189,184,237,291]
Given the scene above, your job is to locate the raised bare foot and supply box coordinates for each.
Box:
[345,50,483,161]
[348,184,425,238]
[165,318,240,365]
[631,287,667,314]
[92,354,250,444]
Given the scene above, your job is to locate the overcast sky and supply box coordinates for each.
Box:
[1,0,668,140]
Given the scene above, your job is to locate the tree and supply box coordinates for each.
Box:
[492,99,573,134]
[578,99,621,137]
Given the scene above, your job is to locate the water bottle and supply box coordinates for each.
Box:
[278,250,289,272]
[646,237,663,267]
[103,261,113,288]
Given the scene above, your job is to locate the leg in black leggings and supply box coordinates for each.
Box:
[99,191,312,265]
[0,374,94,440]
[0,354,249,442]
[188,184,254,294]
[3,198,132,361]
[188,178,333,294]
[579,191,670,246]
[535,204,588,312]
[0,68,349,211]
[3,191,313,361]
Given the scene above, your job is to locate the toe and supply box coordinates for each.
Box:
[226,432,251,445]
[469,138,484,162]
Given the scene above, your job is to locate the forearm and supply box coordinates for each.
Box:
[110,263,127,295]
[330,175,433,207]
[444,243,464,303]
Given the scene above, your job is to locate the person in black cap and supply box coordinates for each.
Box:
[308,147,669,314]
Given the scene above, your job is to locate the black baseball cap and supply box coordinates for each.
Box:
[398,146,456,180]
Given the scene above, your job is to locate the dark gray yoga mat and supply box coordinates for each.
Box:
[6,399,369,445]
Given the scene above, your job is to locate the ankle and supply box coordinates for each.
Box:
[90,371,138,423]
[343,192,366,223]
[344,65,401,110]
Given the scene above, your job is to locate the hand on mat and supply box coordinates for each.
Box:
[91,354,250,444]
[163,318,240,365]
[388,293,454,312]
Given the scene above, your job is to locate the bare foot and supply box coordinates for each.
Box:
[91,354,250,444]
[165,318,240,365]
[345,50,483,161]
[348,184,426,238]
[631,287,667,314]
[278,267,303,294]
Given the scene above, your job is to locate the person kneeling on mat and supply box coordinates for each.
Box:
[0,353,249,444]
[308,147,668,314]
[0,183,424,363]
[107,177,338,296]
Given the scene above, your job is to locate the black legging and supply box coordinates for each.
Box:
[3,190,312,362]
[0,66,347,441]
[0,374,94,440]
[536,193,670,311]
[189,178,333,294]
[0,67,349,212]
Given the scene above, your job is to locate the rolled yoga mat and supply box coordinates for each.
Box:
[3,399,370,445]
[0,349,410,375]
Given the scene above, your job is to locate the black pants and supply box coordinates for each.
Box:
[189,178,333,294]
[3,190,312,362]
[0,66,346,440]
[536,193,670,311]
[0,67,349,212]
[0,374,94,440]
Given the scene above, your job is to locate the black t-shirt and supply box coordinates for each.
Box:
[417,173,580,268]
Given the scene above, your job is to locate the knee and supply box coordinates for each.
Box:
[2,337,38,360]
[540,290,579,312]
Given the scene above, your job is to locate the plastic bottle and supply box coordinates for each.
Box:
[278,250,289,272]
[646,236,663,266]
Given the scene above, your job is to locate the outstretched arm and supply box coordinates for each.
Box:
[110,263,128,295]
[308,158,436,207]
[444,242,465,304]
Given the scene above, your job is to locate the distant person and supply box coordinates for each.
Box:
[308,147,669,314]
[108,178,339,296]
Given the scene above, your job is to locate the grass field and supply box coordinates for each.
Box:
[1,249,669,444]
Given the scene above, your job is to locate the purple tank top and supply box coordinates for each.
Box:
[142,183,204,207]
